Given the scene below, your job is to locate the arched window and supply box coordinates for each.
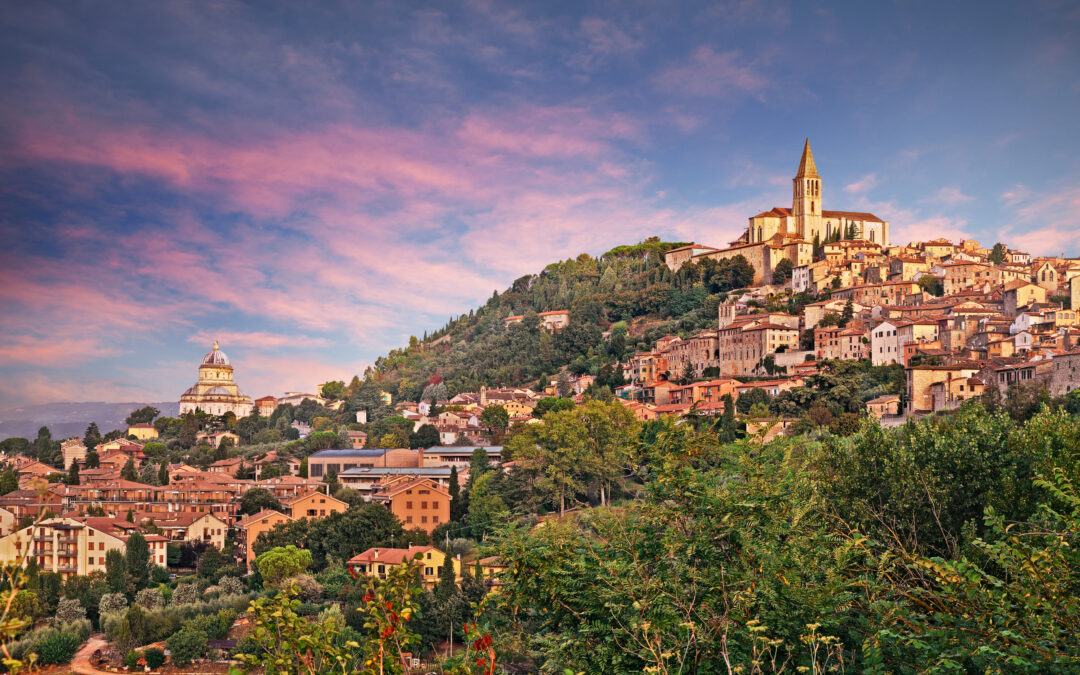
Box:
[811,201,815,212]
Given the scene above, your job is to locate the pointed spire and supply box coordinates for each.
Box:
[795,138,819,178]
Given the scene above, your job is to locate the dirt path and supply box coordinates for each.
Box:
[69,634,111,675]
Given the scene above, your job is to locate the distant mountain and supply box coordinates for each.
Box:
[0,401,180,441]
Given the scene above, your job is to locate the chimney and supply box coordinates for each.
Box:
[373,548,379,559]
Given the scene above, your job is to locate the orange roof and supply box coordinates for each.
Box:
[236,509,293,529]
[347,545,435,566]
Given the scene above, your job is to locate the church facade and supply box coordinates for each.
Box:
[746,140,889,247]
[179,342,254,418]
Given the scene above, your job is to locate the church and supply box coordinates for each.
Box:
[664,141,889,284]
[745,139,889,247]
[179,342,254,418]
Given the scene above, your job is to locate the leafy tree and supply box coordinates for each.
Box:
[99,592,127,616]
[124,406,160,426]
[408,423,440,449]
[84,450,99,469]
[166,626,207,667]
[717,394,738,443]
[324,466,340,495]
[125,532,150,590]
[772,258,793,284]
[120,458,137,481]
[256,545,313,587]
[479,404,509,434]
[989,241,1008,264]
[320,380,346,400]
[556,371,573,398]
[178,412,198,449]
[917,274,943,296]
[105,549,126,593]
[465,472,509,541]
[0,470,17,495]
[54,597,85,624]
[532,396,574,418]
[241,487,283,516]
[840,298,854,327]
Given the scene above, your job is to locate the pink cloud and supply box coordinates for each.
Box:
[844,173,878,194]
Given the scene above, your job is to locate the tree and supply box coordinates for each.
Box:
[178,412,198,449]
[66,459,80,485]
[465,447,492,495]
[84,450,99,469]
[256,545,312,588]
[124,406,160,426]
[556,371,573,398]
[465,472,509,540]
[320,381,346,400]
[448,465,464,522]
[99,592,127,616]
[840,298,854,327]
[773,258,793,284]
[158,462,169,485]
[55,597,86,624]
[241,487,283,516]
[197,547,224,579]
[0,470,17,495]
[298,457,308,478]
[918,274,943,296]
[83,422,102,451]
[480,404,509,435]
[718,394,738,443]
[105,549,126,593]
[166,626,208,667]
[989,242,1008,264]
[125,531,150,590]
[324,466,340,495]
[409,423,440,449]
[120,458,137,481]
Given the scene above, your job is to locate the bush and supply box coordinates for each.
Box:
[5,620,92,664]
[125,650,142,669]
[144,646,166,668]
[99,592,127,616]
[172,583,199,605]
[283,574,323,602]
[54,597,86,624]
[136,587,164,610]
[34,629,81,665]
[219,576,244,596]
[167,626,208,667]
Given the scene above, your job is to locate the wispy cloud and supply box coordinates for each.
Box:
[844,173,878,194]
[653,47,768,99]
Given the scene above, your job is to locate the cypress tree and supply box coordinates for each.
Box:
[158,462,169,486]
[448,465,463,521]
[67,459,80,486]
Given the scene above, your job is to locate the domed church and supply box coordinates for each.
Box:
[178,342,254,417]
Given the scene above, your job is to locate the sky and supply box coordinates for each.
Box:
[1,0,1079,409]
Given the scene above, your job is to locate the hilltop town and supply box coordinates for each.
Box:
[1,144,1079,670]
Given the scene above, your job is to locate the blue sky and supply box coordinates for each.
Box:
[1,0,1078,407]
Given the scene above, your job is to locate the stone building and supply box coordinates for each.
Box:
[179,342,253,418]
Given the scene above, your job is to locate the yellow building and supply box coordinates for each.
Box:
[0,517,126,578]
[179,342,253,417]
[236,509,294,568]
[127,423,159,441]
[282,491,349,520]
[347,545,460,589]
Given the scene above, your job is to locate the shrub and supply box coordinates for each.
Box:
[172,583,199,605]
[34,630,81,665]
[5,620,92,664]
[135,587,164,610]
[54,597,86,625]
[167,626,208,667]
[219,576,244,596]
[144,646,166,668]
[99,592,128,616]
[125,650,142,669]
[283,574,323,602]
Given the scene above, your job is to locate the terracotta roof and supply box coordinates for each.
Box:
[236,509,293,529]
[347,546,434,567]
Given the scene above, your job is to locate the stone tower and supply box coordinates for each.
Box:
[792,139,822,243]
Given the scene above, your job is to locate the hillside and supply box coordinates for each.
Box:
[364,237,755,399]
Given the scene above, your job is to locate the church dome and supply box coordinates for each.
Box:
[201,341,231,367]
[205,386,231,396]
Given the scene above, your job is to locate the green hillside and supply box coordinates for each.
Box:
[365,237,755,400]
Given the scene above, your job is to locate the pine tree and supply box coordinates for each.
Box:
[67,459,80,486]
[84,422,102,451]
[841,298,854,327]
[435,555,457,605]
[121,458,137,481]
[85,450,100,469]
[178,412,198,449]
[158,462,169,486]
[448,465,463,521]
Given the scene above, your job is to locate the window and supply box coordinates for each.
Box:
[406,501,413,509]
[421,501,428,509]
[421,516,428,523]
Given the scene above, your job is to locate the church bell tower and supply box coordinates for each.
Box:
[792,139,822,242]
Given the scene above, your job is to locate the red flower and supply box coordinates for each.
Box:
[385,601,393,610]
[362,593,372,603]
[476,658,486,667]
